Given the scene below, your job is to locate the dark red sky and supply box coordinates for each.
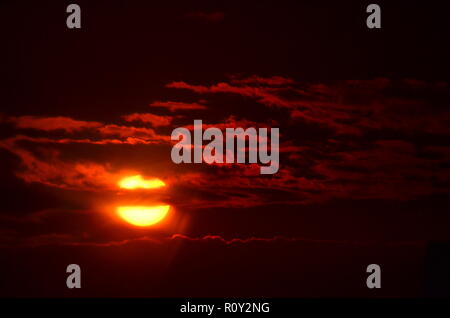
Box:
[1,0,450,297]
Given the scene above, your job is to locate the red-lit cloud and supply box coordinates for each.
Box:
[123,113,173,127]
[10,116,102,132]
[150,101,207,112]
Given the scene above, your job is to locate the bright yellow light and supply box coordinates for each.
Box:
[117,205,170,226]
[118,175,166,190]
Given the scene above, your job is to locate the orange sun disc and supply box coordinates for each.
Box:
[117,205,170,226]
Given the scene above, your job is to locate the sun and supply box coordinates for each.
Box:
[117,205,170,226]
[118,175,166,190]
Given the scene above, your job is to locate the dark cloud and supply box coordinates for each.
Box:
[185,11,225,23]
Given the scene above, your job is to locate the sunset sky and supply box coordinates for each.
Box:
[1,0,450,297]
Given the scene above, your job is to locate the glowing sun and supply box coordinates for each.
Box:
[117,205,170,226]
[118,175,166,190]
